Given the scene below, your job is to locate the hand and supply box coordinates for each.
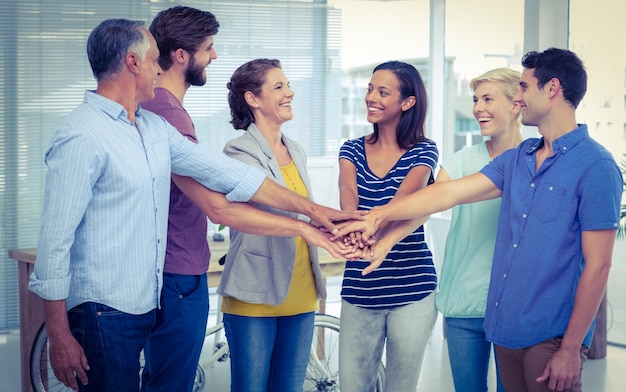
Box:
[299,222,353,258]
[360,239,392,276]
[536,345,581,391]
[341,230,376,250]
[331,209,383,242]
[48,330,90,391]
[308,205,366,235]
[343,241,375,260]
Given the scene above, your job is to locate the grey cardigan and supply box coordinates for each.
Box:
[217,123,327,305]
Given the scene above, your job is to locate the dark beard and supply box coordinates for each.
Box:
[185,58,207,87]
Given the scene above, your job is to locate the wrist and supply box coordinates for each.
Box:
[371,206,388,227]
[295,220,311,237]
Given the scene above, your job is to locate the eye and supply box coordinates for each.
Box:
[472,97,478,103]
[366,87,373,94]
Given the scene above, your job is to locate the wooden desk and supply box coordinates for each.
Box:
[9,242,345,392]
[9,248,40,392]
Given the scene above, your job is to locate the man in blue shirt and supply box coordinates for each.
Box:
[28,18,356,391]
[334,48,622,392]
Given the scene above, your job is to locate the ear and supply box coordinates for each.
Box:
[174,48,187,64]
[511,100,521,115]
[125,52,141,74]
[401,96,416,112]
[546,77,561,99]
[244,91,258,108]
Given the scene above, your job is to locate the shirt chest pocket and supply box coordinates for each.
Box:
[144,139,171,185]
[532,183,567,222]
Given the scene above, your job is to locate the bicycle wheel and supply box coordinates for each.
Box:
[304,314,385,392]
[30,323,73,392]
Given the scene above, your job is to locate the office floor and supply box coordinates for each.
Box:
[3,280,626,392]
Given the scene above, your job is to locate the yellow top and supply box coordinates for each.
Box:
[221,160,318,316]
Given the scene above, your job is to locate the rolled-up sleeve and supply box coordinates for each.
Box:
[167,125,266,202]
[29,129,98,301]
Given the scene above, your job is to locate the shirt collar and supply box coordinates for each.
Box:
[525,124,588,156]
[84,90,139,124]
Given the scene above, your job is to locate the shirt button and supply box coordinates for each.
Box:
[503,273,507,278]
[549,186,554,191]
[522,214,527,219]
[495,301,499,307]
[513,243,518,248]
[530,183,536,188]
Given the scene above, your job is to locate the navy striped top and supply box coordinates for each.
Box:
[339,137,439,309]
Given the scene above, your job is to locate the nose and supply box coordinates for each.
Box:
[211,47,218,60]
[473,100,483,115]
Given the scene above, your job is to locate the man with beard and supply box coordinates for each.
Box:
[140,7,225,391]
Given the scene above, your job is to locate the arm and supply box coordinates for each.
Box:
[349,164,434,273]
[337,157,370,246]
[43,299,89,390]
[249,177,363,235]
[536,229,615,390]
[338,158,359,211]
[29,131,96,390]
[173,174,349,257]
[333,172,501,240]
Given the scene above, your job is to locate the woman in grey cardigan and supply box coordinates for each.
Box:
[219,59,325,392]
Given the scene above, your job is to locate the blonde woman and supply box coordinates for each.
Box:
[435,68,522,392]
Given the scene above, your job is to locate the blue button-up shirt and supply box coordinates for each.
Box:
[480,124,622,349]
[29,91,266,314]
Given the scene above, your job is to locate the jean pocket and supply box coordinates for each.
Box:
[172,275,202,298]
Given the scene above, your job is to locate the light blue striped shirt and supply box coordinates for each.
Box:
[28,91,266,314]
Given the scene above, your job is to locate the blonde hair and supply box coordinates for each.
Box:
[470,68,522,126]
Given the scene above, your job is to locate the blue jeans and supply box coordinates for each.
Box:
[141,273,209,392]
[223,311,315,392]
[339,294,437,392]
[67,302,155,392]
[445,317,505,392]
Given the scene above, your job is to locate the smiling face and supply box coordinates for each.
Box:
[251,67,294,127]
[473,80,520,138]
[185,36,217,87]
[515,68,550,127]
[365,69,409,128]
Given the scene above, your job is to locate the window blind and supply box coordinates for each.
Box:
[0,0,339,330]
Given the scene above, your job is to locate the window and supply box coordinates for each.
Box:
[570,0,626,345]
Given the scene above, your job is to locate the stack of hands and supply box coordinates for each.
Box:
[305,206,387,276]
